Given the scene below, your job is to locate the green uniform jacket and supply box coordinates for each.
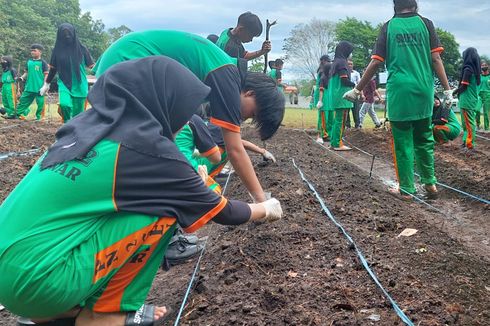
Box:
[24,59,48,93]
[459,75,480,111]
[371,13,443,121]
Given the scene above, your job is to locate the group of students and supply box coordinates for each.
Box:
[0,10,288,326]
[1,1,489,325]
[341,0,488,200]
[1,24,95,122]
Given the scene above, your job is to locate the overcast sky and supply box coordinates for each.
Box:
[80,0,490,80]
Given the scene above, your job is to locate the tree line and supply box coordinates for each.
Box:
[281,17,472,96]
[0,0,131,72]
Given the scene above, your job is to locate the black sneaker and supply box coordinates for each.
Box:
[0,107,6,115]
[162,235,205,270]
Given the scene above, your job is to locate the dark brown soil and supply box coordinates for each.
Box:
[0,121,489,326]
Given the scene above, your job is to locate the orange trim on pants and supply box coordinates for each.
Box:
[463,110,473,149]
[390,133,400,183]
[339,110,347,147]
[11,85,17,107]
[93,217,176,312]
[320,111,327,138]
[433,125,450,144]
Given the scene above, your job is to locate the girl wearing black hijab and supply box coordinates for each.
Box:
[453,47,481,150]
[326,41,355,151]
[1,55,17,117]
[1,57,282,325]
[41,23,94,122]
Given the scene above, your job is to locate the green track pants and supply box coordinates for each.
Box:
[390,118,436,194]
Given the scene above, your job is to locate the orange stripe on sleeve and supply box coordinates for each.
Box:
[201,146,220,158]
[210,117,241,133]
[431,47,444,53]
[371,55,385,62]
[183,197,228,233]
[112,144,121,212]
[461,81,470,85]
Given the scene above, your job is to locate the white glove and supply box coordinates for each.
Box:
[442,89,453,108]
[316,101,323,109]
[343,88,361,103]
[39,82,50,96]
[262,198,283,221]
[197,165,208,182]
[262,150,276,163]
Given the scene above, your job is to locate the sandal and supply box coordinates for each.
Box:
[424,185,438,200]
[125,304,173,326]
[388,187,413,201]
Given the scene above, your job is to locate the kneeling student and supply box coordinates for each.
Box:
[432,95,461,144]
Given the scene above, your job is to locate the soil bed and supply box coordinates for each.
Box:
[0,122,488,325]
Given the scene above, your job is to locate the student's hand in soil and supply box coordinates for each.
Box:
[262,198,283,221]
[261,41,271,54]
[262,150,276,163]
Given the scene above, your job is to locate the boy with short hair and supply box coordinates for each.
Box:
[1,56,18,118]
[216,11,271,60]
[94,30,285,203]
[15,44,48,120]
[268,59,284,93]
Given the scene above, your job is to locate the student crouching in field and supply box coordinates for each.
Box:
[0,57,282,326]
[432,95,461,144]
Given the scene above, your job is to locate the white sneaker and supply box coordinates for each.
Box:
[333,145,352,151]
[315,137,324,144]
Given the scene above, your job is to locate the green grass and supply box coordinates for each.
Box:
[7,103,66,122]
[283,107,386,130]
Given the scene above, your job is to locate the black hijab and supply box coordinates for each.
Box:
[1,55,13,72]
[460,47,481,86]
[50,23,86,90]
[329,41,354,78]
[41,56,211,169]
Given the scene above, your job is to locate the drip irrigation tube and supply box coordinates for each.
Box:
[342,132,488,205]
[475,134,490,141]
[292,158,415,326]
[304,131,446,214]
[0,124,20,131]
[0,148,40,161]
[174,171,234,326]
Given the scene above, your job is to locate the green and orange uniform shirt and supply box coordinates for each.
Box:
[216,28,247,59]
[459,73,480,149]
[327,67,353,148]
[0,139,229,318]
[372,12,442,193]
[175,115,221,191]
[51,47,94,122]
[94,30,244,134]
